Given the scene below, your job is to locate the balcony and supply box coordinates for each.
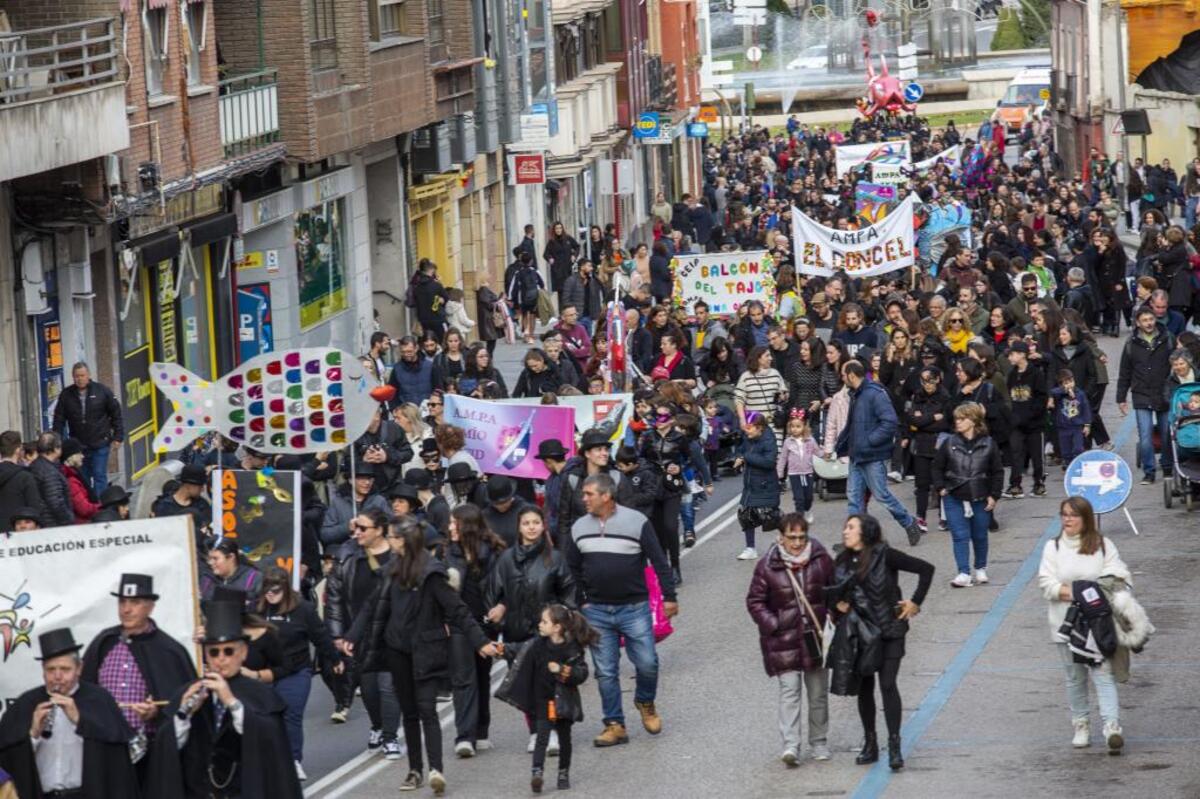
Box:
[0,17,128,181]
[218,70,280,158]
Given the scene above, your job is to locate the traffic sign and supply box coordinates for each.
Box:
[746,45,763,63]
[633,111,661,139]
[1039,88,1051,102]
[1112,116,1125,135]
[687,122,709,138]
[1064,451,1133,515]
[903,81,924,104]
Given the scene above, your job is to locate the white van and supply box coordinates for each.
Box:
[996,67,1051,135]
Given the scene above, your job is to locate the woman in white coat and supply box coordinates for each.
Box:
[1037,495,1131,754]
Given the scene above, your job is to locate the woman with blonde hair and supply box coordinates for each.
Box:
[931,402,1003,587]
[1037,496,1131,754]
[392,403,432,475]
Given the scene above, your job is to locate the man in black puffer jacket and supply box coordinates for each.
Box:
[29,432,73,528]
[51,362,124,493]
[1117,307,1175,483]
[0,431,41,532]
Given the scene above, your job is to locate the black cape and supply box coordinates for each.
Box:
[81,623,198,716]
[0,681,140,799]
[144,674,301,799]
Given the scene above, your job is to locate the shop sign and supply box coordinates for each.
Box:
[510,154,546,185]
[697,106,719,123]
[633,111,661,139]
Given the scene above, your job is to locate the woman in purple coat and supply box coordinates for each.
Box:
[745,512,836,767]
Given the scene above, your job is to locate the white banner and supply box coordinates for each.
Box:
[912,144,962,175]
[671,251,776,316]
[791,194,917,278]
[834,140,911,179]
[0,518,200,704]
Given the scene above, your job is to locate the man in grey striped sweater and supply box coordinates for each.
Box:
[566,473,678,748]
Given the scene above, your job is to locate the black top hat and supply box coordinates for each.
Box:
[179,464,208,486]
[99,484,132,508]
[404,468,433,490]
[350,462,376,478]
[534,440,569,461]
[210,585,248,607]
[419,439,441,457]
[9,506,42,526]
[111,573,159,600]
[37,628,82,661]
[446,462,477,483]
[202,601,248,644]
[61,438,84,462]
[486,475,517,504]
[580,429,612,452]
[388,482,421,507]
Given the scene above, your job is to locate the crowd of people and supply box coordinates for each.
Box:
[0,106,1186,797]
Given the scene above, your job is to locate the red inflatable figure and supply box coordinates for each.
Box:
[858,38,916,119]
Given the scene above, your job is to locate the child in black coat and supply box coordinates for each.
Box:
[499,605,597,792]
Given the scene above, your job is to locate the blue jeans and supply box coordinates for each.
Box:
[679,490,696,534]
[82,444,110,494]
[583,602,659,726]
[847,459,914,530]
[1187,196,1199,231]
[942,498,990,574]
[274,668,313,761]
[1135,408,1172,477]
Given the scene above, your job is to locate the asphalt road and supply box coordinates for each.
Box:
[298,333,1200,798]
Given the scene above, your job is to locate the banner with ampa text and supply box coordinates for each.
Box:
[791,194,916,278]
[443,395,576,480]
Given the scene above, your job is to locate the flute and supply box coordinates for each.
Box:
[118,700,170,709]
[40,699,55,739]
[175,683,209,720]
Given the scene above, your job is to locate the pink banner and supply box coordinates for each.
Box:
[442,395,575,480]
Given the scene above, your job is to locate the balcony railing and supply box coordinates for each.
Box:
[218,69,280,158]
[0,17,118,103]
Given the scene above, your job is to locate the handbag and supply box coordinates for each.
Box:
[536,289,554,324]
[737,504,781,532]
[784,566,827,667]
[491,299,508,329]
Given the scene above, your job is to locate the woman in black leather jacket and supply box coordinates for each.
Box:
[445,505,507,757]
[903,366,954,532]
[484,507,577,751]
[932,402,1004,589]
[829,514,933,773]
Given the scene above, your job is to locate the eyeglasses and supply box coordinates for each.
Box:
[206,646,238,659]
[353,523,377,531]
[781,534,808,543]
[427,402,443,408]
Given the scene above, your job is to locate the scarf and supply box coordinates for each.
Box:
[778,542,812,569]
[944,326,973,354]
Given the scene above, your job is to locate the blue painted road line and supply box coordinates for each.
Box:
[851,411,1137,799]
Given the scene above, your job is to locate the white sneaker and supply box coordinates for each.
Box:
[810,742,831,761]
[781,748,799,767]
[950,572,974,588]
[475,738,493,751]
[974,568,989,584]
[382,739,403,760]
[1072,719,1090,748]
[295,760,307,781]
[455,740,475,758]
[429,768,446,796]
[1104,720,1124,755]
[737,547,759,560]
[887,470,903,483]
[804,511,814,525]
[548,729,560,756]
[528,733,537,753]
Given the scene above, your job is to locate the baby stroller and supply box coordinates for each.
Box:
[813,414,848,501]
[1164,382,1200,511]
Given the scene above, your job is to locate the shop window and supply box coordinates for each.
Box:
[295,198,349,330]
[185,0,207,87]
[311,0,338,71]
[143,2,170,97]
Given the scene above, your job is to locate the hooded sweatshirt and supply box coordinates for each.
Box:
[0,462,42,532]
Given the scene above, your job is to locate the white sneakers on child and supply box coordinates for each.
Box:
[737,547,759,561]
[1104,721,1124,755]
[950,573,974,588]
[1072,719,1090,748]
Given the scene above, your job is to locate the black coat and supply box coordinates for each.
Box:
[324,545,390,640]
[904,388,953,458]
[0,462,42,532]
[52,381,125,449]
[145,675,302,799]
[931,433,1005,502]
[412,272,448,326]
[496,636,589,723]
[484,540,577,644]
[29,456,72,527]
[557,458,657,540]
[1156,242,1193,309]
[0,681,139,799]
[1117,327,1175,411]
[544,235,580,292]
[82,623,197,713]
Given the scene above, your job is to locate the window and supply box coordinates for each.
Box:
[184,0,207,87]
[310,0,338,71]
[427,0,445,45]
[142,3,169,97]
[379,0,408,36]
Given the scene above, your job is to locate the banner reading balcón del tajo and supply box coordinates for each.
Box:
[671,251,776,316]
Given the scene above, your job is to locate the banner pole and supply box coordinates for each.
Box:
[349,451,358,518]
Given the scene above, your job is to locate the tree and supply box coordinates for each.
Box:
[990,7,1026,51]
[1018,0,1050,47]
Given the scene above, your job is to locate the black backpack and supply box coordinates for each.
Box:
[518,268,540,307]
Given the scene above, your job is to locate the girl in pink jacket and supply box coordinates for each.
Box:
[777,411,819,522]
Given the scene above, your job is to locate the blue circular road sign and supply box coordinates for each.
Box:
[904,82,924,104]
[1064,450,1133,515]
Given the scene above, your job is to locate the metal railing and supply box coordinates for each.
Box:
[0,17,118,103]
[218,69,280,157]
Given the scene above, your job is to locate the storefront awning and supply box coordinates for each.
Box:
[130,229,180,266]
[188,212,238,248]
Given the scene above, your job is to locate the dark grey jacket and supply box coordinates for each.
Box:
[30,457,72,527]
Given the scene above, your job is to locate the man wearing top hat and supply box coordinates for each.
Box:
[146,601,302,799]
[533,439,569,542]
[481,475,531,548]
[405,468,449,535]
[7,507,43,532]
[81,574,196,786]
[320,463,389,552]
[151,464,213,555]
[0,628,140,798]
[92,485,132,523]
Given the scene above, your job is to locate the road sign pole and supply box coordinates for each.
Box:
[1123,506,1141,536]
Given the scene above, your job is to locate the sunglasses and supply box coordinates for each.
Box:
[428,402,443,408]
[948,319,965,325]
[206,646,238,659]
[264,585,285,594]
[353,522,376,531]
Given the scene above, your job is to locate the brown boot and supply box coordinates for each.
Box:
[592,722,629,747]
[634,701,662,735]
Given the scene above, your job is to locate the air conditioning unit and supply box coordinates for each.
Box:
[411,122,452,174]
[62,260,94,299]
[450,113,477,164]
